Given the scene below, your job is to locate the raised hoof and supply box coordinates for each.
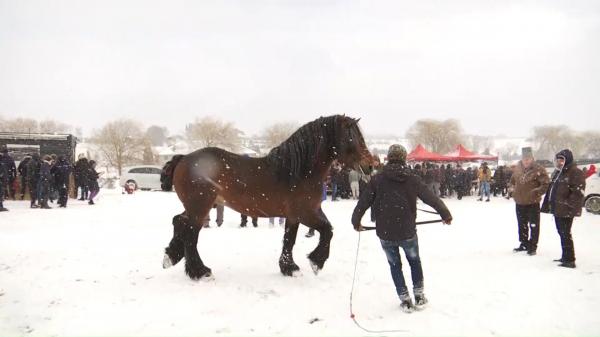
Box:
[186,264,213,281]
[162,254,173,269]
[164,245,184,268]
[307,253,325,275]
[309,260,321,275]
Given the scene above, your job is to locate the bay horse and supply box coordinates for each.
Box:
[161,115,371,280]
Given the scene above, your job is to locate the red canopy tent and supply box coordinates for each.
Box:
[407,144,454,162]
[445,144,498,162]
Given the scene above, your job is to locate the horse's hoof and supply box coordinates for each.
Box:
[186,265,213,281]
[310,260,321,275]
[280,263,300,277]
[162,254,173,269]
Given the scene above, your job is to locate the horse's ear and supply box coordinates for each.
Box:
[354,117,361,124]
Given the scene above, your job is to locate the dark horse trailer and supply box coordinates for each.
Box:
[0,132,77,163]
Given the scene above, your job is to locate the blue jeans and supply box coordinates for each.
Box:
[380,235,424,298]
[480,181,490,198]
[331,183,338,201]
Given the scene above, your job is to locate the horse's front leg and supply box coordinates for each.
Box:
[303,208,333,274]
[279,219,301,276]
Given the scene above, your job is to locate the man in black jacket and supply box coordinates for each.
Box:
[17,155,31,200]
[0,148,16,200]
[352,144,452,312]
[51,156,72,208]
[27,153,41,208]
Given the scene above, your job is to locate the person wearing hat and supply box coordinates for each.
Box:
[351,144,452,312]
[508,147,550,255]
[541,149,585,268]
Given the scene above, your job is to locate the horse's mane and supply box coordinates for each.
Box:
[266,115,339,182]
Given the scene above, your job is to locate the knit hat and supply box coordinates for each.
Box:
[521,147,534,160]
[387,144,407,163]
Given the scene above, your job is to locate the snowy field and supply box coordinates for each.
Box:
[1,189,599,336]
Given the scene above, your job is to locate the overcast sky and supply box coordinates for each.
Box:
[1,0,599,137]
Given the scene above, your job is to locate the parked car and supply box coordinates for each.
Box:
[584,172,600,215]
[119,165,163,191]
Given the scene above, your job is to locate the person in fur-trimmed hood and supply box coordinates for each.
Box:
[541,149,585,268]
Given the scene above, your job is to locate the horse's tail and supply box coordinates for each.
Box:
[160,154,185,191]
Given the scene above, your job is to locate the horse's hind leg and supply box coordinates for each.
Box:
[182,218,212,280]
[181,197,215,280]
[163,213,186,268]
[303,208,333,274]
[279,219,301,276]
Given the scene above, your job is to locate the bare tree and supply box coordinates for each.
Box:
[38,119,71,133]
[91,119,146,175]
[468,135,494,154]
[145,125,169,146]
[0,116,72,134]
[580,131,600,158]
[142,139,158,165]
[262,122,299,149]
[185,116,243,151]
[406,119,464,153]
[531,126,583,160]
[1,117,39,133]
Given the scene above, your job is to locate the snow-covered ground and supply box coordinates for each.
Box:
[1,189,599,336]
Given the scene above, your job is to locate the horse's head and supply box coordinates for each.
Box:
[334,116,371,169]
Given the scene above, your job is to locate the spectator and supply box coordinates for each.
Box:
[478,162,492,202]
[508,147,550,255]
[541,149,585,268]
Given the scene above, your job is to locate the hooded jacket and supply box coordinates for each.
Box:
[541,149,585,217]
[351,161,452,241]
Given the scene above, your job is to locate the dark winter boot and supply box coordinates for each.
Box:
[513,244,528,252]
[305,229,315,238]
[485,198,490,202]
[414,294,428,309]
[88,200,95,205]
[0,206,8,212]
[559,261,576,268]
[399,295,415,313]
[553,258,564,262]
[40,203,52,209]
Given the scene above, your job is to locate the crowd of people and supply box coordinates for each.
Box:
[1,142,590,313]
[0,149,100,211]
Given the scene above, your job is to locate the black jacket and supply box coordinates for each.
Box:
[541,150,585,218]
[51,159,72,187]
[0,154,16,181]
[352,161,452,241]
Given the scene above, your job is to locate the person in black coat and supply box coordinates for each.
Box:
[51,156,72,208]
[74,156,90,200]
[0,149,9,211]
[17,155,31,200]
[87,160,100,205]
[37,155,53,209]
[27,153,42,208]
[0,148,17,200]
[351,144,452,312]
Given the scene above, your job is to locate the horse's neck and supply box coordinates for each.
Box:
[312,146,336,181]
